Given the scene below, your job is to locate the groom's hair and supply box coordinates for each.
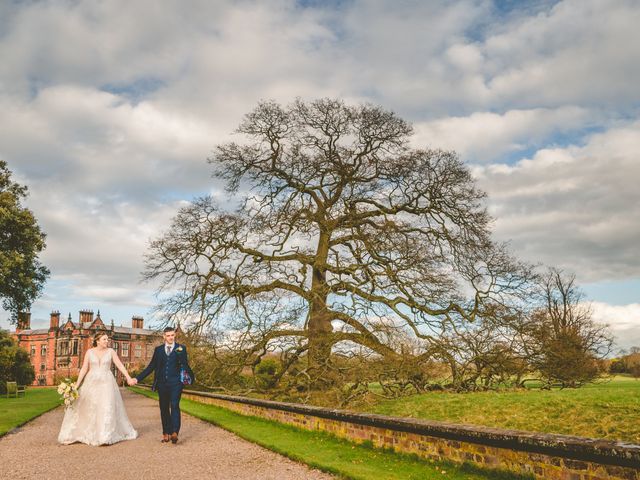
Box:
[163,326,176,333]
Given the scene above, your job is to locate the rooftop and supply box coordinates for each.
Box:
[14,324,160,336]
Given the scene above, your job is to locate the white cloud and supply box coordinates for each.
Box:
[0,85,219,189]
[475,121,640,283]
[412,106,593,161]
[482,0,640,109]
[591,302,640,332]
[69,285,154,306]
[27,190,183,285]
[590,302,640,352]
[2,0,639,119]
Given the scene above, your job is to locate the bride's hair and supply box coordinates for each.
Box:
[92,331,110,347]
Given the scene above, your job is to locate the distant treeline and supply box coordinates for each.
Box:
[609,348,640,377]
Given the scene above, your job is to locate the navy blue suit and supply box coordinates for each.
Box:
[136,343,194,435]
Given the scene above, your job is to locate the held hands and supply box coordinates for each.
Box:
[126,377,138,386]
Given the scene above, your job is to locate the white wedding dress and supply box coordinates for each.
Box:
[58,348,138,446]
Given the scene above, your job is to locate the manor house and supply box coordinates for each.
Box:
[12,310,164,386]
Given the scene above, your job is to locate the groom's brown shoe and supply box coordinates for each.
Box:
[162,434,170,443]
[171,432,178,444]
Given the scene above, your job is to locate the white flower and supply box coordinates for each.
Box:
[58,379,80,408]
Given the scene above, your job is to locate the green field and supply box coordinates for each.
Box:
[130,387,530,480]
[362,376,640,443]
[0,388,62,436]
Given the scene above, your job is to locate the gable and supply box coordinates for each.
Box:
[90,317,105,329]
[62,320,75,331]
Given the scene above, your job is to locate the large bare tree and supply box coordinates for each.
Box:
[144,98,530,381]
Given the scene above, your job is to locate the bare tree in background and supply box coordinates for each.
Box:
[144,98,532,387]
[525,268,613,388]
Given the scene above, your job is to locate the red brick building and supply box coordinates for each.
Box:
[12,309,163,386]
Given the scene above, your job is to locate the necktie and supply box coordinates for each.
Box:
[166,345,171,355]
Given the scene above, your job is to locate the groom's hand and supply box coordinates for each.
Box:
[127,378,138,386]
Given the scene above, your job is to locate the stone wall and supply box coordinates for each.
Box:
[174,389,639,480]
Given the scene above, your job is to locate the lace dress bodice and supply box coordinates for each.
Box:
[87,348,113,376]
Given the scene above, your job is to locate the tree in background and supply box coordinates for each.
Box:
[525,269,613,388]
[144,98,533,387]
[0,160,49,322]
[0,329,35,393]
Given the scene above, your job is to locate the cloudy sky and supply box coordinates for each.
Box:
[1,0,638,351]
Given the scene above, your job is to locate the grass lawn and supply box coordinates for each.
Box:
[363,376,640,443]
[130,386,530,480]
[0,387,62,437]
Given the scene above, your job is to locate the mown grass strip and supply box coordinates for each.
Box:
[0,387,62,437]
[367,376,640,443]
[130,386,530,480]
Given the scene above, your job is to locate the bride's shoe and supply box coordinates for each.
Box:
[162,434,170,443]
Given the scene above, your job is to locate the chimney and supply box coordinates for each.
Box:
[50,311,60,330]
[79,309,94,325]
[132,316,144,329]
[17,311,31,331]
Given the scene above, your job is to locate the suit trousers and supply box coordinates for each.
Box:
[157,382,183,434]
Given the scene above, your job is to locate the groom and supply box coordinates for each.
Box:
[129,326,194,444]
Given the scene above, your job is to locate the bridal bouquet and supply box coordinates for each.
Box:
[57,379,79,408]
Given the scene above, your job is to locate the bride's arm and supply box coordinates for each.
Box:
[76,350,91,387]
[111,349,133,383]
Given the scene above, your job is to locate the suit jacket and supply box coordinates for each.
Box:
[136,343,195,391]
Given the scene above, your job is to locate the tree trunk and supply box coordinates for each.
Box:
[307,229,334,386]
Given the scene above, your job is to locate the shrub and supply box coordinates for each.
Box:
[255,358,281,390]
[0,329,35,393]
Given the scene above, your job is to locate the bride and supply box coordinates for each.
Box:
[58,331,138,446]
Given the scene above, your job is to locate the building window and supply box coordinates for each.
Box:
[57,358,69,367]
[134,344,142,358]
[72,339,78,355]
[58,340,70,356]
[40,363,45,371]
[122,343,129,357]
[41,344,47,356]
[31,345,36,356]
[113,341,119,352]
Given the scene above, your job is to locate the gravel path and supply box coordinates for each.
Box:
[0,388,334,480]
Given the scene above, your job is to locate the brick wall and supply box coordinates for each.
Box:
[175,389,640,480]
